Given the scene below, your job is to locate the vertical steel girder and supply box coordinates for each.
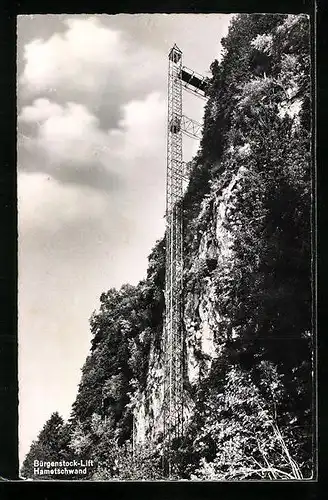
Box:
[163,45,184,475]
[163,45,206,476]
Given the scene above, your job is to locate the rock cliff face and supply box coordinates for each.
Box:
[133,16,313,477]
[133,158,251,444]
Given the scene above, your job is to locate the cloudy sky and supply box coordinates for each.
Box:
[17,13,233,465]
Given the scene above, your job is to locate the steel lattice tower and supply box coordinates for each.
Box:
[163,44,184,475]
[163,44,207,476]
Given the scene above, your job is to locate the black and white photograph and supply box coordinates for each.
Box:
[17,13,315,481]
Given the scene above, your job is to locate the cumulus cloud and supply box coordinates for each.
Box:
[110,92,166,161]
[18,92,166,191]
[20,18,123,94]
[18,100,120,190]
[18,16,163,132]
[17,89,167,281]
[19,100,113,165]
[19,97,63,122]
[18,172,111,233]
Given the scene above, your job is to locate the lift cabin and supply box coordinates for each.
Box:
[170,115,181,134]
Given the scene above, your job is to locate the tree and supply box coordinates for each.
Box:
[21,412,71,480]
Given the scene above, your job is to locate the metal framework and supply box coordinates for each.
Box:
[163,44,207,476]
[181,115,203,140]
[181,66,208,100]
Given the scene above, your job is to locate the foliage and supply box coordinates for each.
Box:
[92,439,164,480]
[189,366,307,480]
[21,412,72,480]
[181,12,312,480]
